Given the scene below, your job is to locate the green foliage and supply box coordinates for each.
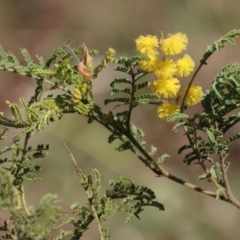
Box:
[16,194,68,240]
[130,123,146,147]
[106,176,164,223]
[157,153,170,164]
[105,55,162,111]
[0,43,165,239]
[1,29,240,239]
[172,122,187,132]
[0,168,21,211]
[69,172,164,239]
[178,62,240,165]
[167,113,189,122]
[202,29,240,64]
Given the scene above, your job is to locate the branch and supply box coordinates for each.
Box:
[199,161,227,198]
[187,124,228,198]
[219,154,240,208]
[62,142,105,240]
[126,133,224,200]
[126,64,136,131]
[15,132,31,216]
[92,116,228,202]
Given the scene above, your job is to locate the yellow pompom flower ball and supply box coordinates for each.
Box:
[160,32,188,56]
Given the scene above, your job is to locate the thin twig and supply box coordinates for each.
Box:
[181,63,203,112]
[61,142,105,240]
[180,47,212,112]
[220,154,231,197]
[219,154,240,208]
[15,132,30,216]
[200,161,228,197]
[126,64,136,131]
[64,43,81,64]
[20,185,29,216]
[186,124,228,198]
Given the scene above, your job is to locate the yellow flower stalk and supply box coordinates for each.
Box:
[175,54,195,77]
[159,32,188,56]
[135,35,159,55]
[157,102,180,120]
[151,78,180,98]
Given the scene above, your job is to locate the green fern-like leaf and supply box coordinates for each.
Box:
[108,130,123,143]
[115,66,131,74]
[0,45,7,60]
[7,101,24,123]
[166,113,189,122]
[178,144,192,154]
[148,145,157,157]
[157,153,170,164]
[0,114,28,129]
[112,54,146,66]
[32,68,55,77]
[202,29,240,63]
[110,88,131,96]
[110,78,132,88]
[104,97,130,105]
[116,141,134,152]
[222,132,240,145]
[8,53,20,65]
[134,81,149,91]
[35,55,46,68]
[20,48,34,66]
[209,163,225,185]
[215,187,225,200]
[172,122,186,132]
[182,151,198,165]
[203,128,216,143]
[134,93,161,104]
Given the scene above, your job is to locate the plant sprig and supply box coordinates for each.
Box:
[0,29,240,239]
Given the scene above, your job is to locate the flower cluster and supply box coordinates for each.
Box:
[135,32,203,120]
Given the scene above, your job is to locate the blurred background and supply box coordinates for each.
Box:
[0,0,240,239]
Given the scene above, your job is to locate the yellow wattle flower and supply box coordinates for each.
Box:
[176,54,195,77]
[139,54,158,72]
[182,85,203,106]
[159,32,188,56]
[157,102,180,120]
[135,35,159,55]
[151,78,180,98]
[153,59,177,79]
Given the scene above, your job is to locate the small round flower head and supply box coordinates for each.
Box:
[135,35,159,55]
[107,48,116,56]
[160,32,188,56]
[151,78,180,98]
[139,54,158,72]
[157,102,180,120]
[175,54,195,77]
[106,48,116,61]
[182,85,203,106]
[153,59,177,79]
